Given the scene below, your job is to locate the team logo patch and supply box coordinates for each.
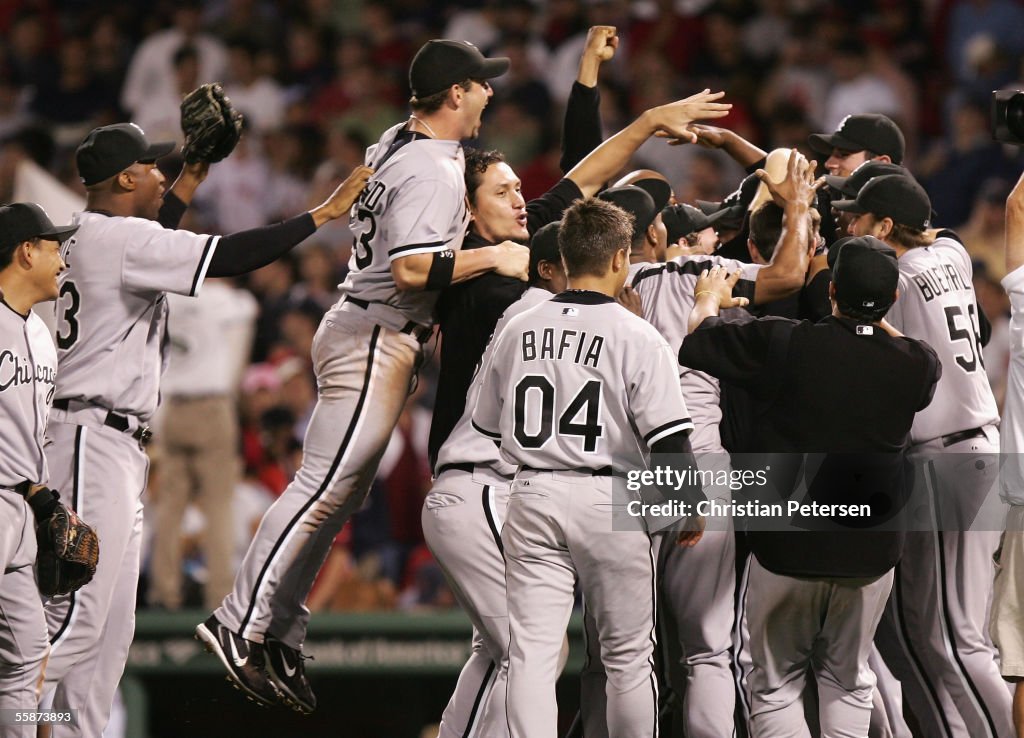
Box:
[561,308,578,316]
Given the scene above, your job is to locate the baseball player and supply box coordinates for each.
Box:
[423,222,565,738]
[41,119,372,738]
[0,203,76,738]
[628,151,816,738]
[998,168,1024,738]
[834,174,1014,738]
[807,113,906,178]
[472,198,705,738]
[678,238,941,738]
[198,39,528,713]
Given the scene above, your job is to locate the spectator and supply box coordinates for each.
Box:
[223,38,286,134]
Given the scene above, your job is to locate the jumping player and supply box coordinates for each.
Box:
[199,39,528,713]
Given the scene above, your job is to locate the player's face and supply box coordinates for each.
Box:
[825,148,869,177]
[847,212,888,239]
[30,238,67,300]
[690,226,719,254]
[462,79,494,139]
[470,162,528,242]
[650,213,668,262]
[129,163,167,220]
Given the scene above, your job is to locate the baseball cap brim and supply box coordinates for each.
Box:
[808,132,862,157]
[138,140,176,163]
[38,224,79,242]
[473,57,511,80]
[831,197,867,214]
[631,178,671,213]
[824,173,853,196]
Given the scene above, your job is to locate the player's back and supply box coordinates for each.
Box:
[334,122,468,327]
[475,292,692,473]
[885,235,998,443]
[54,211,218,421]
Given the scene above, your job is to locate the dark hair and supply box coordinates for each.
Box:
[887,222,931,250]
[173,43,199,68]
[0,237,37,271]
[464,148,506,206]
[748,202,784,261]
[410,79,472,114]
[558,198,633,278]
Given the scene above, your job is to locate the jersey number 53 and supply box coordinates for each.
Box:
[352,181,386,270]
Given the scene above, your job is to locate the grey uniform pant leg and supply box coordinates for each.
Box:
[42,422,147,738]
[422,471,510,738]
[504,473,659,738]
[217,314,421,645]
[747,558,892,738]
[876,432,1012,738]
[0,494,47,738]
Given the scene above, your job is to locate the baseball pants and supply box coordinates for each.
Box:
[422,468,511,738]
[151,394,238,610]
[42,420,148,738]
[991,504,1024,679]
[875,427,1013,738]
[660,451,737,738]
[217,310,423,647]
[746,557,894,738]
[503,470,659,738]
[0,491,47,738]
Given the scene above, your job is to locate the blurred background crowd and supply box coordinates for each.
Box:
[4,0,1024,615]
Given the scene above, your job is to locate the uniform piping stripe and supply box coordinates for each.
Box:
[928,463,999,738]
[482,485,503,555]
[734,556,752,723]
[891,560,954,737]
[462,660,496,738]
[388,241,445,257]
[50,426,86,649]
[631,258,757,297]
[189,235,219,297]
[644,419,693,445]
[646,532,659,738]
[471,420,500,440]
[239,324,382,636]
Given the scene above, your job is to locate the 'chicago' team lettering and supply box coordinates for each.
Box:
[0,350,56,392]
[521,328,604,368]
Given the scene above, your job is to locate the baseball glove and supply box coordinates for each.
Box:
[36,503,99,597]
[180,83,244,164]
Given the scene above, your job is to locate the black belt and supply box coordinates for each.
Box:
[53,399,153,447]
[12,481,31,496]
[343,296,432,343]
[941,427,986,448]
[436,462,475,476]
[520,465,615,477]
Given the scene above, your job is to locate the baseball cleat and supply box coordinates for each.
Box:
[264,636,317,714]
[195,615,281,707]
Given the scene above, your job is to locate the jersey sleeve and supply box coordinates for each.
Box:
[385,178,466,261]
[884,272,911,333]
[122,221,219,297]
[627,328,695,446]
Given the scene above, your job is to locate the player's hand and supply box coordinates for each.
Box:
[694,265,749,309]
[687,123,732,150]
[754,149,817,207]
[676,515,706,547]
[311,165,374,226]
[584,26,618,63]
[617,284,642,316]
[492,240,531,281]
[649,90,732,145]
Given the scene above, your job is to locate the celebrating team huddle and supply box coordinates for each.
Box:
[0,23,1022,738]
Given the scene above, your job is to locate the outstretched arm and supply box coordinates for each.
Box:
[560,25,618,172]
[1007,168,1024,275]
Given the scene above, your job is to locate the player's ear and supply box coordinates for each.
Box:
[116,169,136,192]
[828,280,837,301]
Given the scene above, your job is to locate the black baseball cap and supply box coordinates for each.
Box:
[827,235,899,316]
[409,40,510,98]
[0,202,78,256]
[631,178,671,213]
[695,172,760,230]
[76,123,176,186]
[529,221,561,282]
[661,203,728,243]
[832,174,932,230]
[824,160,906,199]
[598,186,656,242]
[807,114,905,164]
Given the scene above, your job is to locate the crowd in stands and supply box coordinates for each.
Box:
[3,0,1024,612]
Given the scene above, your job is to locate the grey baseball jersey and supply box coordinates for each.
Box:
[875,235,1012,738]
[0,305,57,487]
[53,212,219,421]
[472,292,693,470]
[43,212,219,738]
[884,236,999,443]
[632,255,761,453]
[332,121,468,327]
